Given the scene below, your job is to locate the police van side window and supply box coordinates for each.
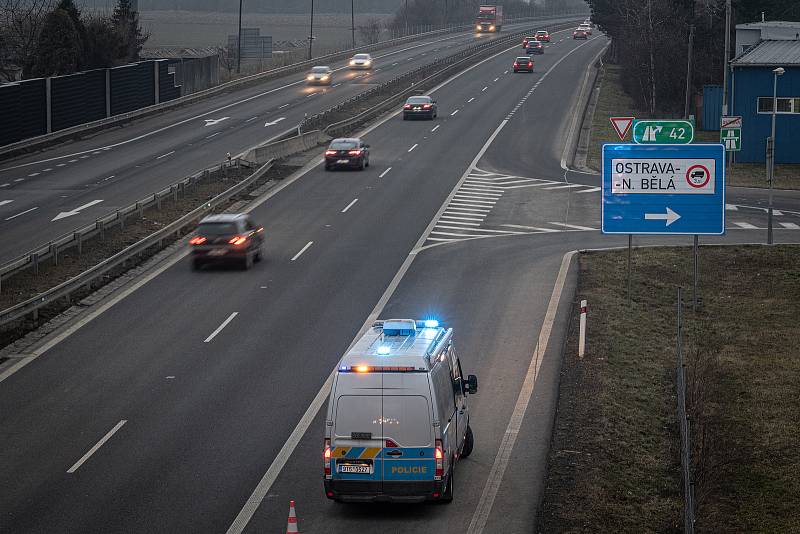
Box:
[433,363,456,423]
[447,347,463,396]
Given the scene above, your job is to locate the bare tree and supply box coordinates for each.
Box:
[358,17,383,46]
[0,0,54,80]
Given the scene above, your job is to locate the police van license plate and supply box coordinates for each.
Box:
[338,463,372,474]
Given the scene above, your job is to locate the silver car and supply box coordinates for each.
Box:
[307,66,333,85]
[349,53,373,70]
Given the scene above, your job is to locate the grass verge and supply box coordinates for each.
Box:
[538,245,800,533]
[587,66,800,191]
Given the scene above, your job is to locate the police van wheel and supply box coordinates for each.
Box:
[461,426,474,459]
[440,466,454,503]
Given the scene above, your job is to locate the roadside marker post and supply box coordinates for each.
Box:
[578,300,587,357]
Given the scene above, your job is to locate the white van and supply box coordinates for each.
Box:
[323,319,478,503]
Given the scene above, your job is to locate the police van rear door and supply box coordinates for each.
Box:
[332,391,384,489]
[381,374,435,486]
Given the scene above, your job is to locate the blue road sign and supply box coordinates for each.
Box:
[602,143,726,235]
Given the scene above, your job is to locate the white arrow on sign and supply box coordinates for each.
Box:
[264,117,286,127]
[645,207,681,226]
[204,117,230,126]
[52,199,104,221]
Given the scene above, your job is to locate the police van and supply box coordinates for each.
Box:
[323,319,478,503]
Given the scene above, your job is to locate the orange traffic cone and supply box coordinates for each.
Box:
[286,500,298,534]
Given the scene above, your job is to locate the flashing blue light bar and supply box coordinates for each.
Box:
[377,345,391,355]
[424,319,439,328]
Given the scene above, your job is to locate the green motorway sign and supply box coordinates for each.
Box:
[632,120,694,144]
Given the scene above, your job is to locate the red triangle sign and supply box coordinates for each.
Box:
[610,117,635,141]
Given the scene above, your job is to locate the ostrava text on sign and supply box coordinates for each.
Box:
[602,143,726,235]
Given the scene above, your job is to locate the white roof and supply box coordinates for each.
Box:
[337,320,450,371]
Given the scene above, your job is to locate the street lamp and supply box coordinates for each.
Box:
[236,0,243,73]
[308,0,315,60]
[767,66,784,244]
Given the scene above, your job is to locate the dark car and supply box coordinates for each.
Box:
[190,214,264,270]
[324,138,370,170]
[402,95,438,120]
[573,28,588,39]
[522,36,536,48]
[513,56,534,73]
[535,30,550,42]
[526,40,544,54]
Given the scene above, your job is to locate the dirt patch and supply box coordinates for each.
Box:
[0,162,298,351]
[538,245,800,533]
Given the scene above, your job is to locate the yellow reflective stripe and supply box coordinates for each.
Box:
[331,447,351,458]
[360,447,381,459]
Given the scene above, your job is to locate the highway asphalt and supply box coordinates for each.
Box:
[0,18,578,267]
[1,24,798,534]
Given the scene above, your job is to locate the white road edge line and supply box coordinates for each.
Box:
[466,250,576,534]
[408,143,418,152]
[291,241,313,261]
[341,198,358,213]
[450,109,459,116]
[5,206,38,220]
[204,312,238,343]
[156,150,175,159]
[66,420,127,473]
[379,167,392,178]
[431,125,441,132]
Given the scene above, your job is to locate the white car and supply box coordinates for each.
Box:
[306,66,333,85]
[579,23,592,35]
[349,53,373,70]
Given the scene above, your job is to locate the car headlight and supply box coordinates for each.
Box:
[321,75,329,80]
[476,25,482,30]
[364,60,371,65]
[489,25,495,30]
[307,75,314,80]
[349,60,356,65]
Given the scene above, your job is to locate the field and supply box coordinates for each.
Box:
[538,245,800,533]
[139,11,394,50]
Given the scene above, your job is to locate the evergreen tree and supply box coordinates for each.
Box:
[30,8,82,77]
[111,0,148,62]
[84,16,122,69]
[57,0,88,69]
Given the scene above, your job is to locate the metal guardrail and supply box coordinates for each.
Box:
[0,159,275,327]
[0,13,583,159]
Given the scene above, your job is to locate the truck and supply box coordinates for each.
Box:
[476,5,503,33]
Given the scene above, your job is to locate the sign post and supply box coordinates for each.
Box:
[602,144,726,308]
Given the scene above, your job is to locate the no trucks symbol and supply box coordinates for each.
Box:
[686,164,710,189]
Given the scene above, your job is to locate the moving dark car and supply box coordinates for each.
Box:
[190,214,264,270]
[526,40,544,54]
[402,95,438,120]
[324,138,371,170]
[513,56,534,72]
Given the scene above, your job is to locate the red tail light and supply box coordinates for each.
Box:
[324,438,331,478]
[228,236,247,246]
[403,104,412,109]
[348,149,361,156]
[325,150,337,156]
[528,62,533,67]
[189,236,206,245]
[422,104,431,109]
[434,439,444,480]
[385,439,399,448]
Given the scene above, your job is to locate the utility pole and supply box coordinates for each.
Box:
[308,0,315,60]
[351,0,355,49]
[236,0,243,73]
[722,0,731,115]
[405,0,409,36]
[684,0,695,119]
[767,67,785,245]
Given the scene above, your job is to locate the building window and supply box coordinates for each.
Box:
[758,96,800,114]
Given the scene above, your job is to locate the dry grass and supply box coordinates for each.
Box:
[538,245,800,533]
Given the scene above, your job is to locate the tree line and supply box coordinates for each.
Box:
[1,0,148,80]
[588,0,800,115]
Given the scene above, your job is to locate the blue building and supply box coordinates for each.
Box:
[729,39,800,163]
